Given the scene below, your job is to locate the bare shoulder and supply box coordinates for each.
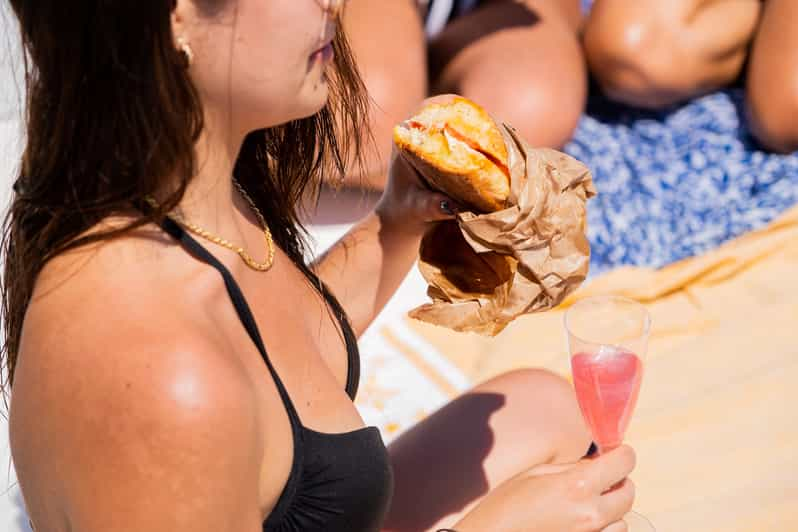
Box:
[11,225,263,531]
[23,217,219,370]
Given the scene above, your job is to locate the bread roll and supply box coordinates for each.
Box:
[393,97,510,213]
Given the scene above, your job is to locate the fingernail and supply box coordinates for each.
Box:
[585,442,598,458]
[440,200,455,215]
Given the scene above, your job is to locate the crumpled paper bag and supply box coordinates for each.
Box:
[408,124,596,336]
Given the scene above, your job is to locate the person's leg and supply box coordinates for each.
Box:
[583,0,761,109]
[429,0,586,149]
[746,0,798,153]
[340,0,427,189]
[383,368,592,532]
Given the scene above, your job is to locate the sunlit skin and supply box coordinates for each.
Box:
[584,0,798,153]
[338,0,586,189]
[11,1,636,531]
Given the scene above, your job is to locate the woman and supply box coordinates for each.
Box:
[583,0,798,153]
[341,0,586,188]
[3,1,636,531]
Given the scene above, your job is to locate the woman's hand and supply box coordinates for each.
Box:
[314,95,463,334]
[453,445,637,532]
[375,144,459,236]
[374,95,462,237]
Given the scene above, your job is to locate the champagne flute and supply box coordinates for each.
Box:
[564,295,655,531]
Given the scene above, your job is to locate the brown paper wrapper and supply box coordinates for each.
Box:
[408,124,597,336]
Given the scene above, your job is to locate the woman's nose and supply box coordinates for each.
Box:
[316,0,344,18]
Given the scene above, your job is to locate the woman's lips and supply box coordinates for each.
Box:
[310,42,334,64]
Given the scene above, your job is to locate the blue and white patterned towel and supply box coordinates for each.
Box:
[567,89,798,275]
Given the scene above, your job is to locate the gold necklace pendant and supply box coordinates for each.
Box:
[146,182,275,272]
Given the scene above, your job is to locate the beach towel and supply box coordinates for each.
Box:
[382,204,798,530]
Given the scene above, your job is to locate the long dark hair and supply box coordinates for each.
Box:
[0,1,371,392]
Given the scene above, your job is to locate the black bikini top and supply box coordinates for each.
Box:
[160,216,394,532]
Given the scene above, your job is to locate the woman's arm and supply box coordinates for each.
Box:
[312,150,455,336]
[311,209,423,336]
[12,315,267,532]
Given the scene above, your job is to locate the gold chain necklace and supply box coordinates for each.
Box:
[146,180,275,272]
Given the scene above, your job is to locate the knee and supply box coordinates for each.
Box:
[747,82,798,153]
[458,68,585,148]
[357,66,425,179]
[484,368,592,462]
[364,67,424,132]
[584,17,694,108]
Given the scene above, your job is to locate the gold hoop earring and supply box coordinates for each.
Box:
[177,36,194,66]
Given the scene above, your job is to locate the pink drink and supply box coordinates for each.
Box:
[571,349,643,452]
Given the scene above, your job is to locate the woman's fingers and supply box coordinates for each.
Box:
[422,192,462,222]
[598,478,636,525]
[398,155,463,222]
[388,121,469,224]
[524,461,579,478]
[586,445,636,493]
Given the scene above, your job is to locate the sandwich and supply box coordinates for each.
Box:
[393,96,511,213]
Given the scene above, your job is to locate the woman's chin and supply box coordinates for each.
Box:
[297,82,331,118]
[240,82,331,131]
